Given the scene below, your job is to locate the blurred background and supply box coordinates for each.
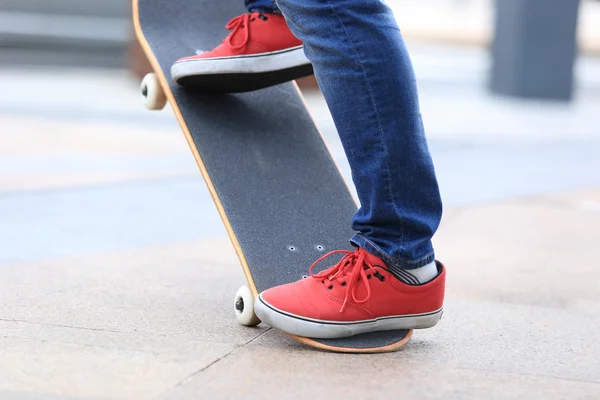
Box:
[1,1,600,399]
[2,0,599,253]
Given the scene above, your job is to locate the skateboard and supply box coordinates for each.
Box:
[133,0,412,353]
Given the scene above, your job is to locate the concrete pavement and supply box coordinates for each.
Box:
[1,48,600,398]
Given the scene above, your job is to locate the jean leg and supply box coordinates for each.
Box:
[275,0,442,269]
[245,0,277,13]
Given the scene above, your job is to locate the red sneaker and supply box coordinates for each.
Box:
[170,12,312,92]
[254,248,446,339]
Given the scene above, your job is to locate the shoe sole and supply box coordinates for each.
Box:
[170,46,313,93]
[254,294,444,339]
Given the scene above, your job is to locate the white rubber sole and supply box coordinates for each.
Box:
[170,45,309,82]
[254,294,443,339]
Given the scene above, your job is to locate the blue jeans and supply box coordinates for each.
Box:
[242,2,441,268]
[275,0,442,269]
[245,0,277,13]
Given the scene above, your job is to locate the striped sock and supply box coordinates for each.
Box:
[386,261,438,285]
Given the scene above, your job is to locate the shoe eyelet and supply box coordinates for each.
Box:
[341,282,347,287]
[367,275,372,280]
[327,285,334,290]
[372,272,385,282]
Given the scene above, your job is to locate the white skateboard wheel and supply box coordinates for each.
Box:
[234,285,261,326]
[141,72,167,110]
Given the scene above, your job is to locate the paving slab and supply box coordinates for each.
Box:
[0,238,265,343]
[159,299,600,399]
[436,190,600,308]
[0,238,268,398]
[0,332,233,399]
[3,189,599,399]
[156,189,600,399]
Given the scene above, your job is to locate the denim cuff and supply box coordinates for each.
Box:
[248,1,281,15]
[350,234,435,270]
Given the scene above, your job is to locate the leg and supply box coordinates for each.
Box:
[253,0,446,339]
[170,0,310,91]
[276,0,442,268]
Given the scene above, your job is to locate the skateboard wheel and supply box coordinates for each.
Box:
[141,73,167,110]
[234,285,261,327]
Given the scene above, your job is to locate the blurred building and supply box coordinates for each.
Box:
[1,0,598,97]
[0,0,129,67]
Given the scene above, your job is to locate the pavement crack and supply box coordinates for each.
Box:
[3,334,149,354]
[172,328,273,387]
[0,317,127,334]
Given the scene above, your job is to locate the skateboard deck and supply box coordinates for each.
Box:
[133,0,412,353]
